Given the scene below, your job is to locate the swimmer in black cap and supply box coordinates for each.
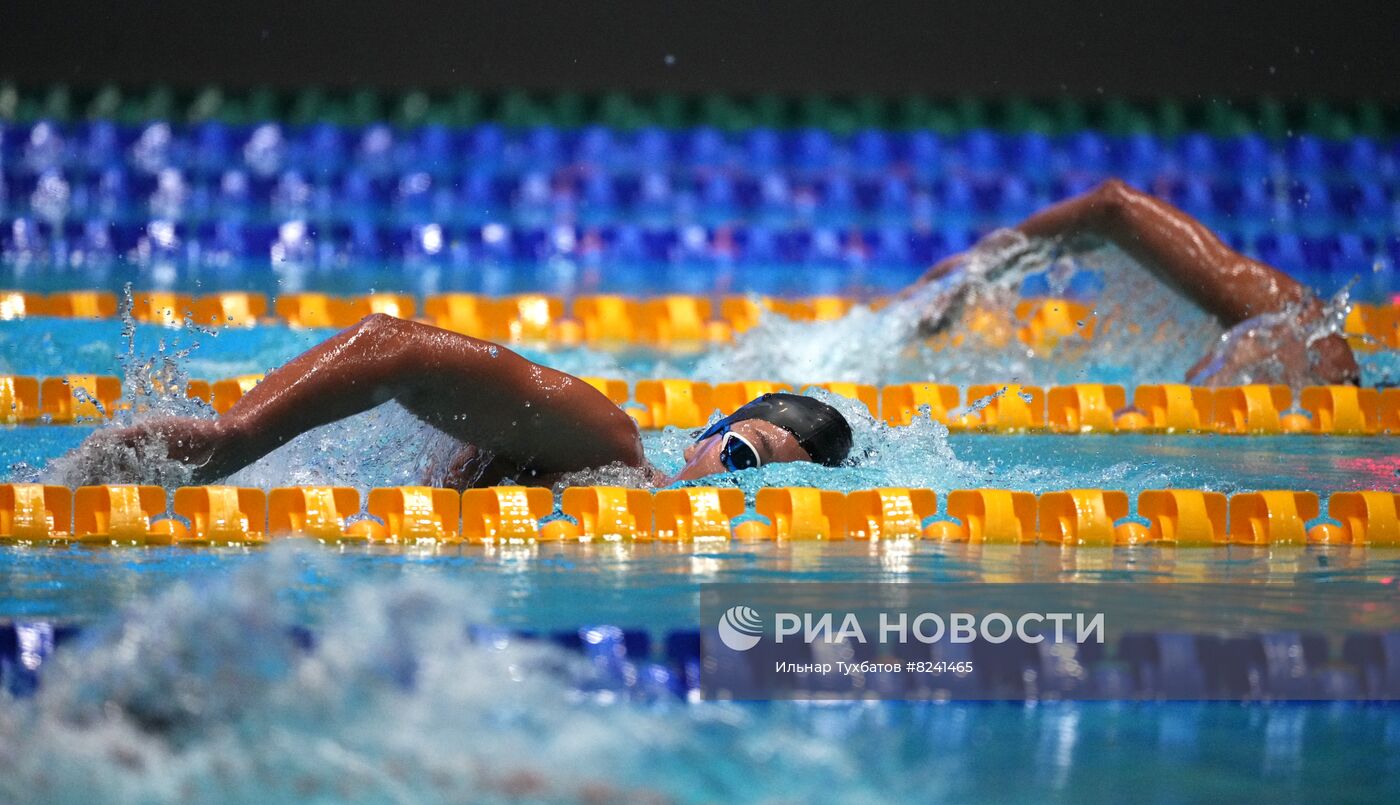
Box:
[75,313,854,489]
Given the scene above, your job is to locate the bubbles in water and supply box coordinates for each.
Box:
[692,231,1226,388]
[0,544,879,804]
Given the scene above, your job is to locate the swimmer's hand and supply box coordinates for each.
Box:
[64,417,231,486]
[905,229,1055,337]
[1186,311,1359,387]
[904,255,964,337]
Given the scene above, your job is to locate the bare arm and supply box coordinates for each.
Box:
[912,179,1358,384]
[1015,179,1310,326]
[180,314,645,480]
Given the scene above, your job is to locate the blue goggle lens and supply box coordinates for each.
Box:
[720,431,761,471]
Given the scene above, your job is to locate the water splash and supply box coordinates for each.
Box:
[691,231,1224,388]
[1188,283,1355,387]
[223,402,465,490]
[31,286,220,489]
[0,543,881,804]
[649,388,1209,500]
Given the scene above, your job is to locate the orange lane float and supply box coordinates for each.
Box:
[334,293,417,327]
[945,489,1037,544]
[846,488,937,541]
[274,293,340,328]
[40,375,122,422]
[0,484,72,542]
[1015,298,1096,350]
[496,294,565,344]
[635,379,715,429]
[1131,384,1214,432]
[639,296,722,350]
[755,487,847,540]
[579,377,630,406]
[130,292,194,327]
[1344,302,1399,350]
[561,486,653,542]
[880,383,959,427]
[572,295,639,347]
[1322,491,1400,546]
[1227,490,1320,546]
[962,384,1046,431]
[653,487,744,541]
[461,486,554,544]
[172,486,266,545]
[47,290,118,319]
[769,296,854,322]
[1137,489,1229,546]
[1211,385,1293,435]
[6,485,1400,549]
[1300,385,1381,435]
[73,485,175,546]
[189,292,268,328]
[423,293,494,338]
[367,486,460,543]
[1037,489,1131,546]
[0,291,47,320]
[1047,384,1127,433]
[719,296,766,333]
[210,374,264,414]
[0,376,41,423]
[268,486,361,542]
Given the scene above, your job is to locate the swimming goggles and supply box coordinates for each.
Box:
[714,425,762,472]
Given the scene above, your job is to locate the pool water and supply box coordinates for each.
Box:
[2,349,1398,803]
[1,259,1399,802]
[2,543,1399,803]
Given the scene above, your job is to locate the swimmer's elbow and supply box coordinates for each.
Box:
[605,413,647,468]
[1091,178,1136,226]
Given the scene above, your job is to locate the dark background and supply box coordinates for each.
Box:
[3,1,1398,100]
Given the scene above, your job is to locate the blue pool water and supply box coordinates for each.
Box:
[1,297,1398,802]
[2,544,1399,803]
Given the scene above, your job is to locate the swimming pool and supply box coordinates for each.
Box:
[3,88,1400,803]
[2,310,1397,801]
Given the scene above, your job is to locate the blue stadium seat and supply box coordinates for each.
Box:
[1066,130,1110,174]
[958,128,1003,172]
[1286,135,1329,176]
[685,126,727,169]
[468,122,505,167]
[634,126,673,168]
[1223,134,1271,178]
[524,125,563,170]
[794,128,834,172]
[1009,131,1054,181]
[1254,232,1309,273]
[1177,133,1219,174]
[906,130,944,180]
[853,129,892,172]
[744,127,782,171]
[574,125,615,168]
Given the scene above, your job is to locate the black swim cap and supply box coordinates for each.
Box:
[696,392,854,467]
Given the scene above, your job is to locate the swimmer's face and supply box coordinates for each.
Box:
[671,418,813,482]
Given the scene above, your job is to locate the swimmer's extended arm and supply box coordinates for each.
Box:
[176,314,644,481]
[915,179,1358,383]
[1013,179,1309,326]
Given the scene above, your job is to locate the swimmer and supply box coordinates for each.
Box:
[74,179,1354,487]
[83,319,854,489]
[907,178,1358,387]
